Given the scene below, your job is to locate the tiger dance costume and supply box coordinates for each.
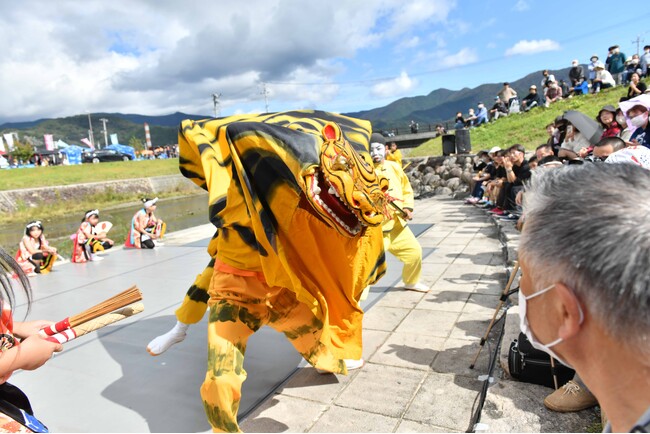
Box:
[172,110,388,432]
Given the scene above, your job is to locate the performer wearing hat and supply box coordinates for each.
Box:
[125,197,166,249]
[15,221,57,276]
[369,133,428,292]
[71,210,114,263]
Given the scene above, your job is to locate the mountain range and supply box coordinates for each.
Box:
[0,66,575,147]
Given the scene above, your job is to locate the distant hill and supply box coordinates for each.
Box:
[0,112,208,148]
[1,65,581,147]
[345,66,576,131]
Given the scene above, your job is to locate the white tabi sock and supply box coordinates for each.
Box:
[146,321,190,356]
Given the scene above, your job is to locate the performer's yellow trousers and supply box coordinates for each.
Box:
[201,271,345,433]
[383,220,422,286]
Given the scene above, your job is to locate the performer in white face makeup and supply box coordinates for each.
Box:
[370,133,428,292]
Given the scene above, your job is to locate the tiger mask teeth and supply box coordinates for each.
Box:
[303,122,387,237]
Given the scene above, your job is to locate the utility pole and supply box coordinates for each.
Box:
[87,112,95,149]
[632,35,643,56]
[99,118,109,149]
[260,82,269,113]
[212,93,222,118]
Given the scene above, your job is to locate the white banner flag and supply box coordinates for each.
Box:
[44,134,54,151]
[3,133,14,151]
[0,136,5,153]
[110,133,119,145]
[81,138,95,150]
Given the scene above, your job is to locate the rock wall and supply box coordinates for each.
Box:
[0,174,202,213]
[404,154,474,198]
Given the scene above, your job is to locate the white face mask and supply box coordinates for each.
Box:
[616,115,626,125]
[370,142,385,163]
[630,113,648,128]
[518,284,584,368]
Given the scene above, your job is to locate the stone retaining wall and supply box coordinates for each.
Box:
[0,174,201,213]
[404,154,475,198]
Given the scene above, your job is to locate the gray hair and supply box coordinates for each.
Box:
[520,163,650,351]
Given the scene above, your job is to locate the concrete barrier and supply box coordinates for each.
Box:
[0,174,202,213]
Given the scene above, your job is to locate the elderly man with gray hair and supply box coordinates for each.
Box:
[518,163,650,433]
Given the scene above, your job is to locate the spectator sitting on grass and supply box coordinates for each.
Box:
[544,123,561,152]
[454,112,465,129]
[466,108,477,127]
[541,69,555,89]
[592,63,615,93]
[620,72,647,102]
[489,96,508,121]
[544,79,563,106]
[615,108,634,142]
[568,60,586,96]
[592,136,626,162]
[597,105,621,138]
[600,138,650,169]
[482,149,507,209]
[641,45,650,77]
[475,103,488,126]
[588,55,599,85]
[622,54,641,85]
[521,85,543,112]
[490,144,532,220]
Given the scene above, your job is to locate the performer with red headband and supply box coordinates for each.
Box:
[15,221,57,276]
[71,210,114,263]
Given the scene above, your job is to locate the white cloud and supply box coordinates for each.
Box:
[486,42,497,49]
[371,72,417,98]
[0,0,461,123]
[505,39,560,56]
[440,48,479,68]
[513,0,530,11]
[398,36,421,50]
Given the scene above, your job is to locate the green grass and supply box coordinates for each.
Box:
[409,84,633,156]
[1,158,180,191]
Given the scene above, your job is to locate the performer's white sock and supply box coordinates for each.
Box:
[146,321,189,356]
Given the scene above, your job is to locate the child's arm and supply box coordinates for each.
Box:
[0,334,62,374]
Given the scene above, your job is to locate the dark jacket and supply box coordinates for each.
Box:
[569,66,585,85]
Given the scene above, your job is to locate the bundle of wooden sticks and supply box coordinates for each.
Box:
[40,286,144,344]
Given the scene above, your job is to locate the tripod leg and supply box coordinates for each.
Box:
[469,261,520,369]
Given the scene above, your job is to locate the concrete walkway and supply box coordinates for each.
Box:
[9,196,597,432]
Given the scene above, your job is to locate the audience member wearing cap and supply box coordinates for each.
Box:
[605,44,627,85]
[596,105,621,138]
[16,220,58,276]
[627,104,650,148]
[620,72,647,102]
[489,97,508,121]
[125,197,167,249]
[475,103,488,126]
[521,85,543,112]
[71,209,114,263]
[592,63,615,94]
[498,82,518,108]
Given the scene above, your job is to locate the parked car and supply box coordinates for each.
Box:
[82,149,133,163]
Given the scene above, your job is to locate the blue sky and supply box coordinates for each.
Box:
[0,0,648,124]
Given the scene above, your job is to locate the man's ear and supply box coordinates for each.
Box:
[554,282,584,340]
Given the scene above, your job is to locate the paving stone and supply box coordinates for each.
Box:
[396,419,462,433]
[404,373,482,431]
[462,293,501,315]
[370,333,445,370]
[374,288,426,310]
[395,309,460,338]
[277,366,354,404]
[240,395,327,433]
[309,405,399,433]
[416,290,472,313]
[334,363,427,418]
[362,328,391,361]
[432,338,493,377]
[362,306,411,332]
[448,311,494,341]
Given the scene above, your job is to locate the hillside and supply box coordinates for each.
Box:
[408,83,633,156]
[346,66,575,130]
[0,112,208,148]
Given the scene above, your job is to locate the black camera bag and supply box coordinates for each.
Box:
[508,332,575,389]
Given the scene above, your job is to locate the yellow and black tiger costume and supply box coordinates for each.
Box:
[176,110,388,432]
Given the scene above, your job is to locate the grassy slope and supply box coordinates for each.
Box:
[409,85,630,157]
[1,158,179,190]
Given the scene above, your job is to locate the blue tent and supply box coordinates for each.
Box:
[59,145,85,165]
[105,144,136,160]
